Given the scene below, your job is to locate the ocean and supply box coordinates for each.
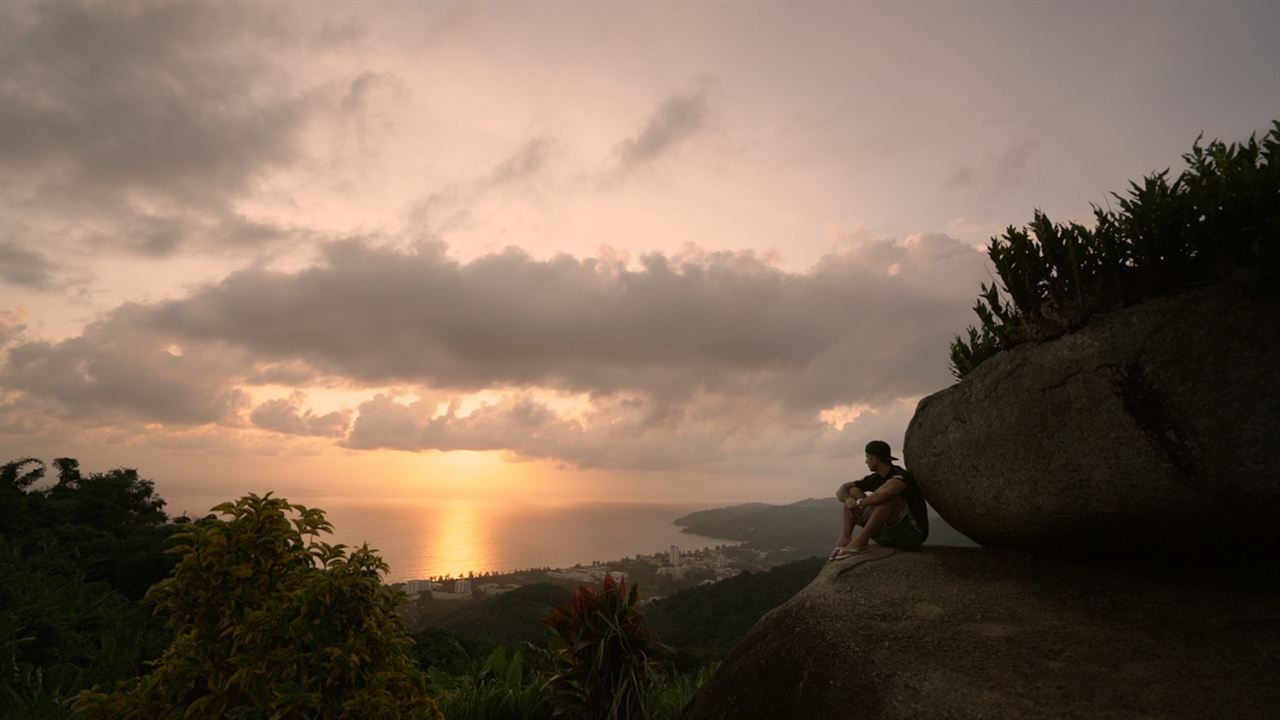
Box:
[167,497,730,583]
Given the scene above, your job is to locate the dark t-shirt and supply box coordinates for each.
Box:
[854,465,930,539]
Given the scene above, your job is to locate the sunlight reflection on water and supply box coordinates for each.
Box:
[167,496,727,583]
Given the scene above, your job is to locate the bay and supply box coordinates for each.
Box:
[168,497,729,583]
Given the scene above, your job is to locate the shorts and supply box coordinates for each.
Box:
[856,504,926,551]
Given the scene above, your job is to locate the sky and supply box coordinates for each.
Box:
[1,0,1277,511]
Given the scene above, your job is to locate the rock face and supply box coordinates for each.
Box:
[681,548,1280,720]
[904,281,1280,557]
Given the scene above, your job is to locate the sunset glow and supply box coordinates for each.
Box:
[1,1,1276,509]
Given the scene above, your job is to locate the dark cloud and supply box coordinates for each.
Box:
[340,71,405,153]
[485,138,551,187]
[945,164,975,188]
[0,1,341,257]
[139,235,981,407]
[613,88,712,176]
[0,235,988,471]
[945,140,1035,194]
[0,305,249,425]
[0,239,54,289]
[250,392,350,438]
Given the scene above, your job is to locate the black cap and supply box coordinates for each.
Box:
[864,440,899,462]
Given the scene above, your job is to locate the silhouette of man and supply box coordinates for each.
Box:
[831,440,929,558]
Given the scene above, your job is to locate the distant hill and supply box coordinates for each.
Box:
[645,557,826,659]
[672,502,775,528]
[675,498,977,552]
[675,498,836,554]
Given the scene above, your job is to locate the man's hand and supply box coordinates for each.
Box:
[844,498,860,510]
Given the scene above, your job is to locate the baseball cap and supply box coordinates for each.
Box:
[864,440,899,462]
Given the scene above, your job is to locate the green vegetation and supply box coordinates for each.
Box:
[3,458,723,719]
[951,120,1280,378]
[430,646,556,720]
[1,458,177,720]
[403,583,571,657]
[71,493,439,719]
[645,558,824,659]
[414,578,716,720]
[428,644,713,720]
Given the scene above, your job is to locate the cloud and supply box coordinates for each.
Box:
[343,387,920,477]
[0,307,29,349]
[0,234,989,472]
[407,136,554,236]
[0,239,54,289]
[338,71,405,155]
[0,305,250,425]
[612,87,713,176]
[485,138,552,187]
[140,237,977,405]
[250,391,350,438]
[0,1,339,257]
[342,391,757,471]
[944,140,1036,195]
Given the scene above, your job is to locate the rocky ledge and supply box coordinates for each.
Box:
[682,548,1280,720]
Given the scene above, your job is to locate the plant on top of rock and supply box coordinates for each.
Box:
[542,574,662,720]
[70,493,440,720]
[950,119,1280,378]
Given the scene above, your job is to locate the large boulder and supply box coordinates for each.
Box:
[682,548,1280,720]
[903,281,1280,557]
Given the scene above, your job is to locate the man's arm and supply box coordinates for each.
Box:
[836,481,867,503]
[857,477,906,507]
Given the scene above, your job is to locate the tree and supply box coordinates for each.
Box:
[1,457,176,719]
[71,494,440,720]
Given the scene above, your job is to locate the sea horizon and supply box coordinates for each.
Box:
[166,495,739,583]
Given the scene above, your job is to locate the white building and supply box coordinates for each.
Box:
[547,566,626,584]
[669,545,682,567]
[404,579,432,597]
[429,578,472,601]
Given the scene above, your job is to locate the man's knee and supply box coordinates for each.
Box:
[870,497,906,519]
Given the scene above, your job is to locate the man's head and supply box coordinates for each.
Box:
[864,440,899,472]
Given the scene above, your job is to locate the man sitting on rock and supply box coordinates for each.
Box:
[830,440,929,559]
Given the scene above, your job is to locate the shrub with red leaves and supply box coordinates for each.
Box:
[542,574,660,719]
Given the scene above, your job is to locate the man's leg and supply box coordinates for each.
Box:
[848,497,907,550]
[836,494,868,549]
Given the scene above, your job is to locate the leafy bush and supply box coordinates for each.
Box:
[951,120,1280,377]
[427,644,713,720]
[543,574,661,720]
[70,493,440,720]
[643,663,718,720]
[431,645,556,720]
[410,626,473,675]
